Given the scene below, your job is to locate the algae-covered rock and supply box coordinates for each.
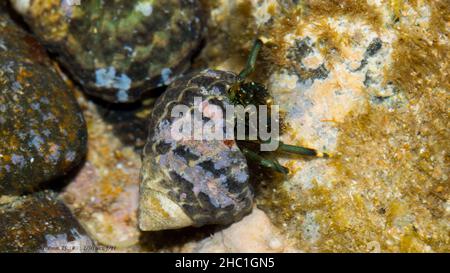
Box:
[10,0,206,103]
[21,0,446,254]
[0,191,95,253]
[0,11,87,195]
[196,0,449,253]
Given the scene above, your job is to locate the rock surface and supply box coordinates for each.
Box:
[197,0,448,253]
[180,208,299,253]
[10,0,206,103]
[0,10,87,195]
[20,0,447,253]
[0,190,95,253]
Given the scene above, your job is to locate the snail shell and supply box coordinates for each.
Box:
[139,69,253,231]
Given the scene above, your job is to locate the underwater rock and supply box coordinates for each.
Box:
[0,191,95,253]
[0,11,87,195]
[11,0,206,103]
[261,2,448,252]
[180,208,300,253]
[201,0,449,252]
[62,161,140,249]
[5,0,442,254]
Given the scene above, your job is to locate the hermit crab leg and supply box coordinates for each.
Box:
[241,148,289,174]
[276,141,330,158]
[241,139,329,158]
[238,39,264,81]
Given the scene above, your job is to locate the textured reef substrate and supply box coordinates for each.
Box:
[0,0,448,253]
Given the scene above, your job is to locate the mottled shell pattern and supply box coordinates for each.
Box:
[11,0,206,103]
[139,70,253,231]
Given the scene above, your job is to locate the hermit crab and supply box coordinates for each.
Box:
[139,40,327,231]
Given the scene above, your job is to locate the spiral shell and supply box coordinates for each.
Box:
[139,69,253,231]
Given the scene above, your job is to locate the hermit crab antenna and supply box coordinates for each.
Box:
[238,39,263,81]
